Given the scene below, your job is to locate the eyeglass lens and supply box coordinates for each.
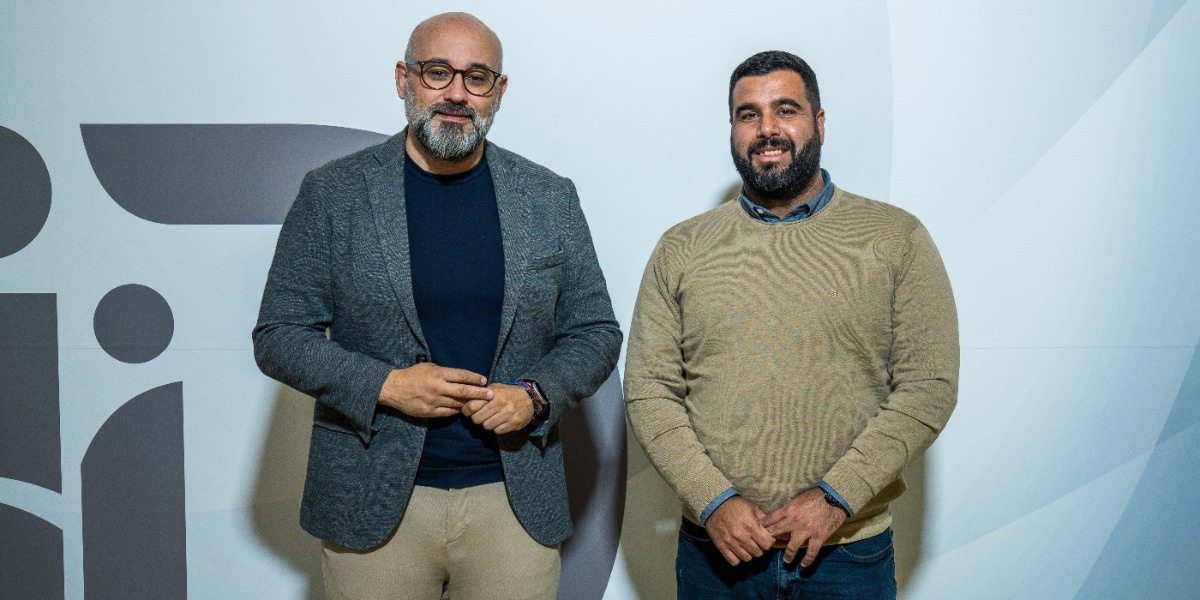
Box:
[420,63,497,95]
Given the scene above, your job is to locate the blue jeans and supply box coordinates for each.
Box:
[676,518,896,599]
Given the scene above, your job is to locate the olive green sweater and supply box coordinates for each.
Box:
[624,187,959,544]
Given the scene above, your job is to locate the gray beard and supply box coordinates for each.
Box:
[404,82,495,162]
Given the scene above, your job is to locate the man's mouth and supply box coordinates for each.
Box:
[752,143,791,165]
[429,103,475,124]
[750,138,793,161]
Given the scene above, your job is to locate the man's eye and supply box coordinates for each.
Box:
[464,72,489,86]
[425,67,453,81]
[738,112,758,121]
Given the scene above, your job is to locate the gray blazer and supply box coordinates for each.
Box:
[253,131,622,550]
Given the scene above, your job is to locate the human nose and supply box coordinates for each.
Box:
[442,72,469,102]
[757,113,780,137]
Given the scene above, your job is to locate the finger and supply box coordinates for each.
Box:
[752,528,776,551]
[461,399,486,417]
[438,367,488,386]
[479,414,503,431]
[762,518,783,536]
[428,406,460,418]
[433,396,465,410]
[471,400,502,424]
[800,541,821,568]
[470,408,492,426]
[442,382,494,401]
[760,512,782,529]
[483,412,520,433]
[726,541,752,564]
[784,537,802,564]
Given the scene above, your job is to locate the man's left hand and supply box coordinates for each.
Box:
[462,383,535,434]
[760,487,848,567]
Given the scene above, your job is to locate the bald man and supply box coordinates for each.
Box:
[253,12,621,600]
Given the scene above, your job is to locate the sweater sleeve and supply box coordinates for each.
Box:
[822,224,959,513]
[625,239,736,519]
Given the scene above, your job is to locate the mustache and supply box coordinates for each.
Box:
[748,137,795,154]
[430,102,476,118]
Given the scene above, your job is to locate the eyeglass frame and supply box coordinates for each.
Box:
[404,60,504,96]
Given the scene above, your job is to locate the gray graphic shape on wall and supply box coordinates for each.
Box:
[81,124,389,224]
[82,382,187,600]
[93,284,174,364]
[0,126,52,258]
[0,503,64,600]
[0,293,61,492]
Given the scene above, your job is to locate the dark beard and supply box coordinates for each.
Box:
[731,133,821,202]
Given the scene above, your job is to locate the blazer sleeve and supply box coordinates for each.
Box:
[519,179,623,435]
[252,170,394,443]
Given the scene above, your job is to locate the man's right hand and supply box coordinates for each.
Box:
[377,363,493,419]
[705,495,775,566]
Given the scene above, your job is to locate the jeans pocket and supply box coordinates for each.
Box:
[834,529,894,563]
[678,518,713,544]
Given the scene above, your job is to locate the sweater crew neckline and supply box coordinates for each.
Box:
[735,186,846,230]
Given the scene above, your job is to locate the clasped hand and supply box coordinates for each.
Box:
[705,488,847,568]
[378,363,534,434]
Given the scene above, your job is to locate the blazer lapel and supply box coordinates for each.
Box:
[488,145,531,373]
[365,132,428,350]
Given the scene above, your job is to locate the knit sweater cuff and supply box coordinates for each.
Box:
[822,463,875,515]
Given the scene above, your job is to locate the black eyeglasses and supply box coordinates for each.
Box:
[406,60,502,96]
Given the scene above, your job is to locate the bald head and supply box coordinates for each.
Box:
[405,12,503,72]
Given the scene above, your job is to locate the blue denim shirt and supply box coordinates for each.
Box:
[737,168,834,223]
[701,168,853,524]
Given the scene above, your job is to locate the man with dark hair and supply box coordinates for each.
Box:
[625,50,959,598]
[253,12,621,600]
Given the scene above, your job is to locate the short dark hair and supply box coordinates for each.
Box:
[728,51,820,116]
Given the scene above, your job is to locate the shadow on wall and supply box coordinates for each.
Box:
[891,455,927,591]
[249,385,323,600]
[713,181,742,211]
[620,423,684,599]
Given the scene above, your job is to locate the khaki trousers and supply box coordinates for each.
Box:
[321,482,560,600]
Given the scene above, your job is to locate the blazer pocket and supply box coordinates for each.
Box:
[313,404,371,436]
[528,248,564,270]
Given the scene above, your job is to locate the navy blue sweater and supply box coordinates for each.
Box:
[405,152,505,488]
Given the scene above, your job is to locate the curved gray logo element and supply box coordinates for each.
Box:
[0,503,64,600]
[0,126,53,258]
[93,284,173,363]
[81,124,388,224]
[82,382,186,600]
